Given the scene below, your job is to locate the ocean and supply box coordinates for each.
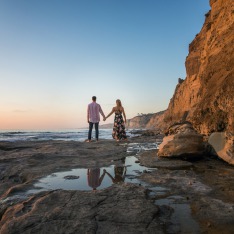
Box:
[0,129,136,142]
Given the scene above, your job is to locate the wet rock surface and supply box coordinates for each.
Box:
[0,136,234,234]
[0,140,127,197]
[140,151,193,169]
[139,150,234,234]
[0,184,163,234]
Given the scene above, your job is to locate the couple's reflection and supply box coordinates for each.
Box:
[105,158,127,184]
[87,158,126,190]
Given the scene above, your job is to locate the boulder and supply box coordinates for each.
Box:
[208,132,234,165]
[158,123,205,158]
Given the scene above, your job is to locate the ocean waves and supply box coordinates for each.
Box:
[0,129,122,142]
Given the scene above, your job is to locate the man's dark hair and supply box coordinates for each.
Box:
[92,96,96,101]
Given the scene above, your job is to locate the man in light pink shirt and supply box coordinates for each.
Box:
[87,96,106,142]
[87,168,106,190]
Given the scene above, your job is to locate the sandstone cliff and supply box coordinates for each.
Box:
[102,0,234,138]
[160,0,234,164]
[163,0,234,135]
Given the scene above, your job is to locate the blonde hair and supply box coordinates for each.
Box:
[116,99,122,107]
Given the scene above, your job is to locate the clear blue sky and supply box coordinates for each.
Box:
[0,0,210,129]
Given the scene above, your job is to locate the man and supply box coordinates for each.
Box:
[87,96,105,142]
[87,168,106,190]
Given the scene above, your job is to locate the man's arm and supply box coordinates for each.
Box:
[98,170,106,185]
[87,105,90,123]
[99,105,105,119]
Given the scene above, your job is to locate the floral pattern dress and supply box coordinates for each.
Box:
[112,111,127,140]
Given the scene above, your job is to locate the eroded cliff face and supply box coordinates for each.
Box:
[164,0,234,135]
[126,111,165,129]
[102,0,233,136]
[100,111,165,130]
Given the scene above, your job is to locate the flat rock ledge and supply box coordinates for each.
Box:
[0,184,164,234]
[139,150,193,169]
[1,137,234,234]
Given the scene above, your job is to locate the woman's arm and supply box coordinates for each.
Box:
[106,107,115,119]
[99,170,106,185]
[122,108,127,123]
[105,171,115,182]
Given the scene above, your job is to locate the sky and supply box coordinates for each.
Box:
[0,0,210,130]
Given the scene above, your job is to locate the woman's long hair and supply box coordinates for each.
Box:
[116,99,122,107]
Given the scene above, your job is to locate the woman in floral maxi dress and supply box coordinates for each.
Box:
[105,99,127,141]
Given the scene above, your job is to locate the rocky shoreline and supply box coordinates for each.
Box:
[1,0,233,233]
[0,135,234,234]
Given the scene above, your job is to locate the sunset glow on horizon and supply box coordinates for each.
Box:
[0,0,210,130]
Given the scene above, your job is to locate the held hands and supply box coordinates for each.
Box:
[103,116,107,121]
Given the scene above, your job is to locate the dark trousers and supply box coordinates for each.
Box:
[88,122,99,140]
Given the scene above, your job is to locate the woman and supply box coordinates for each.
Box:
[105,99,127,141]
[105,165,127,183]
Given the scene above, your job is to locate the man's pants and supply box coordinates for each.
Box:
[88,122,99,140]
